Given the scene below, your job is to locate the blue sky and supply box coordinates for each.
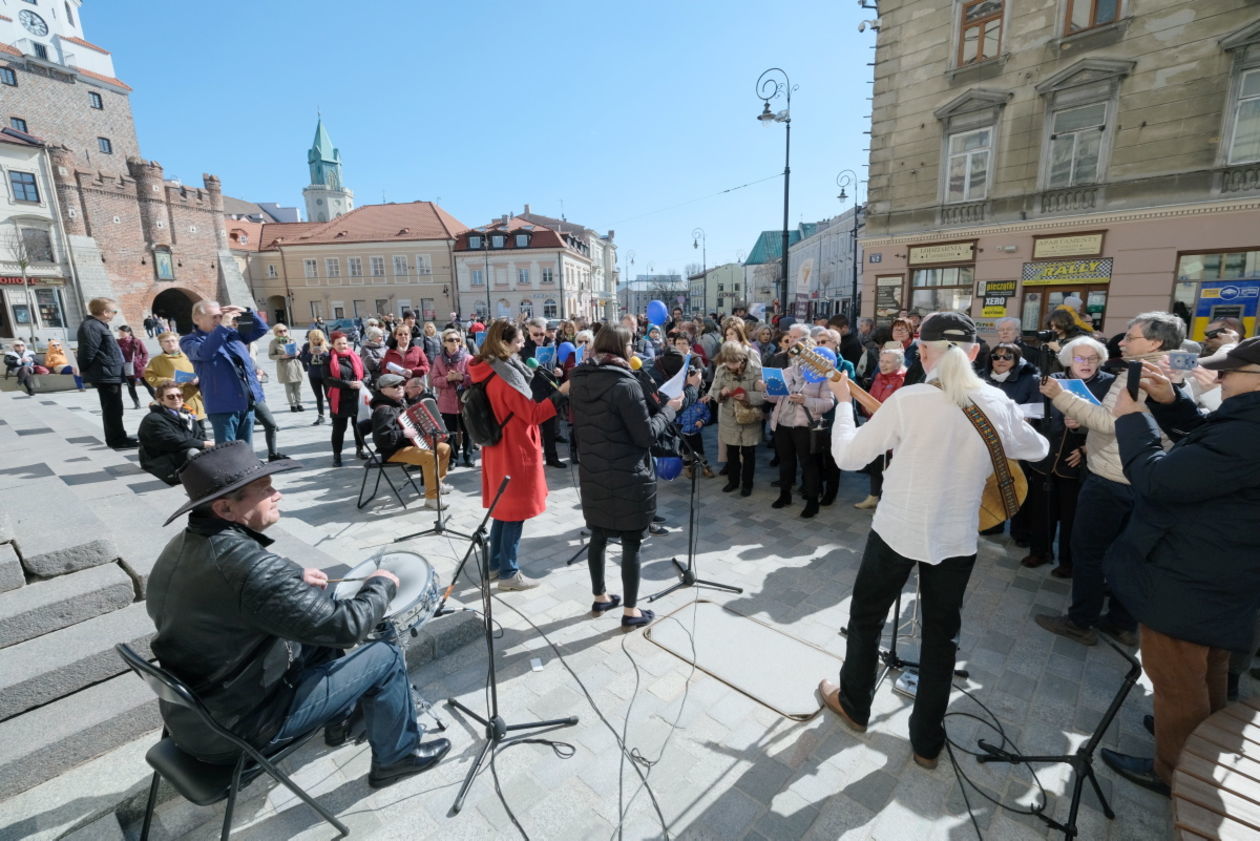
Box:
[88,1,873,283]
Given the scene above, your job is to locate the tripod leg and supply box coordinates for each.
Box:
[1083,761,1115,820]
[451,730,494,815]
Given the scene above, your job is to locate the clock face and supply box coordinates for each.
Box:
[20,10,48,37]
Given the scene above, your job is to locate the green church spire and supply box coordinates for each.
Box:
[307,118,342,189]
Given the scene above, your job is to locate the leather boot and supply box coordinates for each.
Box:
[771,492,792,509]
[801,498,820,518]
[368,738,452,789]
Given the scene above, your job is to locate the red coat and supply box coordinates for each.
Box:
[381,344,430,379]
[469,357,556,522]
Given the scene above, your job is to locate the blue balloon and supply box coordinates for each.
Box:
[556,341,576,365]
[646,299,668,326]
[801,346,837,383]
[656,456,683,481]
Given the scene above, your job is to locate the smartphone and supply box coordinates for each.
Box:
[1127,360,1142,401]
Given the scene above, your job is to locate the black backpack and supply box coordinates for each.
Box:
[460,378,513,446]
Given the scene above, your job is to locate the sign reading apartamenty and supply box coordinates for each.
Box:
[1021,258,1113,286]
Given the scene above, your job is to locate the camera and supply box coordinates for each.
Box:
[1022,329,1056,343]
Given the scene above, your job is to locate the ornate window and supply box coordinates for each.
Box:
[934,88,1009,205]
[1064,0,1119,36]
[958,0,1003,66]
[1034,58,1133,190]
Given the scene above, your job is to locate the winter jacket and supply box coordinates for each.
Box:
[358,339,386,382]
[146,515,395,762]
[142,351,206,419]
[369,392,410,461]
[1105,390,1260,652]
[267,337,304,385]
[708,358,765,446]
[569,359,677,532]
[764,363,835,429]
[181,316,269,415]
[300,343,329,381]
[421,333,442,366]
[1052,371,1170,484]
[468,355,559,521]
[431,349,472,415]
[869,370,906,404]
[76,316,124,384]
[117,334,149,376]
[137,405,208,484]
[380,344,430,380]
[984,357,1041,406]
[325,352,365,419]
[1028,371,1113,479]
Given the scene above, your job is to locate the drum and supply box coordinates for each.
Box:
[333,550,441,638]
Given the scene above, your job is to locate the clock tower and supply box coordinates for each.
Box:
[302,118,354,223]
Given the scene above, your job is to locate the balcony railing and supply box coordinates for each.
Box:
[1039,185,1099,215]
[938,200,988,227]
[1217,163,1260,195]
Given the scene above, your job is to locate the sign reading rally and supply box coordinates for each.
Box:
[1021,258,1113,286]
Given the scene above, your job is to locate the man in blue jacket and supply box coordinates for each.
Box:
[1100,339,1260,796]
[182,300,269,445]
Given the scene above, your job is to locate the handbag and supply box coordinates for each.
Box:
[732,398,761,425]
[799,404,830,454]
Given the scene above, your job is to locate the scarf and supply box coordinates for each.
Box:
[328,348,365,415]
[989,370,1012,382]
[487,355,534,400]
[595,352,631,370]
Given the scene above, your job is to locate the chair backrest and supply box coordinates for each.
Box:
[116,643,254,747]
[356,419,375,451]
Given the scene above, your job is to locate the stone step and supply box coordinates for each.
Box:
[0,562,135,649]
[8,477,119,577]
[0,671,160,799]
[0,602,155,721]
[0,543,21,593]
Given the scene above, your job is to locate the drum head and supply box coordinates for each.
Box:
[332,550,433,618]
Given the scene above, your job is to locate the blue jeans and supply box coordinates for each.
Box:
[488,518,525,578]
[838,530,976,759]
[1068,474,1137,632]
[268,641,420,766]
[209,409,254,445]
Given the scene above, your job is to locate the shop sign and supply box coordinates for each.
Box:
[0,275,63,286]
[980,280,1016,317]
[875,275,902,318]
[1021,258,1113,285]
[1032,232,1105,260]
[909,241,974,266]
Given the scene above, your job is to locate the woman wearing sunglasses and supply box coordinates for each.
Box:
[431,329,474,467]
[981,342,1042,543]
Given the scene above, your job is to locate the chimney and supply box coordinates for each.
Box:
[523,203,531,214]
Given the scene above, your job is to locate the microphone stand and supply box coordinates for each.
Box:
[447,476,578,814]
[394,424,473,543]
[648,433,743,601]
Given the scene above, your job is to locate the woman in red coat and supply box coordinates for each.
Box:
[468,320,569,591]
[380,325,430,384]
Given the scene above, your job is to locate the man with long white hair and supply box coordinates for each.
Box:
[818,312,1048,769]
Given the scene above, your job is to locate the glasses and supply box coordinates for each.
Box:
[1072,355,1100,364]
[444,338,461,343]
[990,354,1014,361]
[1121,333,1145,342]
[161,393,183,401]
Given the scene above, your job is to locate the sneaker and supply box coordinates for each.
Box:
[853,495,879,510]
[497,572,539,591]
[439,483,454,494]
[423,497,440,509]
[1034,613,1097,646]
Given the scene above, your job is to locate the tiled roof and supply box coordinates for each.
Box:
[452,217,581,254]
[71,65,132,91]
[517,211,585,237]
[276,201,466,246]
[744,230,802,265]
[223,195,283,223]
[61,36,109,55]
[0,42,21,57]
[227,219,264,252]
[258,222,324,250]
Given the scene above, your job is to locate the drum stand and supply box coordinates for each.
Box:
[648,434,742,602]
[393,431,473,543]
[446,476,578,814]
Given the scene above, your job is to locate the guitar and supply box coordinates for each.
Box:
[787,342,1025,532]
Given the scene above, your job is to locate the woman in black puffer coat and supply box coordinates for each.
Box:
[569,325,682,629]
[984,342,1041,405]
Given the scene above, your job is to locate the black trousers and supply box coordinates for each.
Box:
[1027,471,1082,567]
[540,414,559,461]
[441,411,472,461]
[1068,474,1136,632]
[330,414,364,456]
[774,425,819,500]
[254,400,279,457]
[839,530,976,759]
[725,444,756,490]
[95,383,128,445]
[307,375,327,415]
[587,526,644,608]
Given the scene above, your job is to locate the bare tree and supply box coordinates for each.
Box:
[0,223,44,342]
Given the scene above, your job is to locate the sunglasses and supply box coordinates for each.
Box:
[990,354,1014,361]
[444,338,461,343]
[161,393,183,400]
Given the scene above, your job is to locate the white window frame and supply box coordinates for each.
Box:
[471,267,484,286]
[945,127,992,202]
[1045,101,1108,188]
[415,255,431,275]
[543,299,558,318]
[310,300,323,319]
[515,233,530,247]
[1228,67,1260,165]
[324,257,340,278]
[518,268,530,285]
[348,256,362,277]
[370,256,385,277]
[1034,59,1131,192]
[303,258,317,279]
[541,267,554,284]
[392,255,408,277]
[468,235,482,249]
[266,263,277,278]
[1220,22,1260,168]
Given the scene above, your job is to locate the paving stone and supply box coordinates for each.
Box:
[7,478,119,577]
[0,602,154,719]
[0,562,134,649]
[0,543,21,593]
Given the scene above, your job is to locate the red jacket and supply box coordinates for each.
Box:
[469,357,557,522]
[380,344,429,379]
[868,370,906,412]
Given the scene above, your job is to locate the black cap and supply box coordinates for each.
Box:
[1200,336,1260,372]
[919,312,977,343]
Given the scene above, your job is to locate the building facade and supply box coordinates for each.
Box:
[861,1,1260,340]
[620,275,687,320]
[454,216,597,321]
[517,206,618,320]
[687,263,745,316]
[787,206,864,321]
[248,201,466,327]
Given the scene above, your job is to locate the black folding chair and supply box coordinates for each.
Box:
[115,643,349,841]
[356,419,423,510]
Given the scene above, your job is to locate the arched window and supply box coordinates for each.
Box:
[519,298,533,316]
[496,298,510,317]
[543,299,558,318]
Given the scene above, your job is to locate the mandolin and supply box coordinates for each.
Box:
[787,342,1025,532]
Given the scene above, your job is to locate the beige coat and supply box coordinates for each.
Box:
[709,359,765,447]
[1051,371,1169,484]
[268,337,305,384]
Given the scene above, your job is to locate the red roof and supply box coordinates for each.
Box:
[71,65,131,91]
[227,219,264,252]
[61,36,109,55]
[258,221,324,250]
[453,217,582,254]
[265,202,467,247]
[0,42,21,57]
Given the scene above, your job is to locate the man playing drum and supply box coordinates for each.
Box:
[146,441,450,787]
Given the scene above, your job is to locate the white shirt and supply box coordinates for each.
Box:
[831,381,1049,564]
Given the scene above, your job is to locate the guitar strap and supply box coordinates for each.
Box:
[932,383,1021,519]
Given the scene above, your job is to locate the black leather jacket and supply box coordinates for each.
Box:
[146,514,395,762]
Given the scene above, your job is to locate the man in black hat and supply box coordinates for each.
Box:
[817,311,1048,770]
[146,442,450,787]
[1096,339,1260,796]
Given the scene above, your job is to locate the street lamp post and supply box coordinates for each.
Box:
[756,68,794,321]
[836,170,863,320]
[479,230,492,321]
[692,227,706,317]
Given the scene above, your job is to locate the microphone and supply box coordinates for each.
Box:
[525,357,560,390]
[414,397,448,439]
[629,355,643,371]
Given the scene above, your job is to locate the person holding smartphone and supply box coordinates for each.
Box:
[181,301,269,445]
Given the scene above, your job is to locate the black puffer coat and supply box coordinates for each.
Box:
[137,405,209,484]
[569,359,677,532]
[75,315,124,384]
[984,357,1041,405]
[146,515,395,762]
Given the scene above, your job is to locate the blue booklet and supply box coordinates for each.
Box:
[1061,378,1102,405]
[575,345,585,365]
[174,369,196,384]
[762,367,789,396]
[474,331,488,348]
[534,346,556,368]
[284,342,297,356]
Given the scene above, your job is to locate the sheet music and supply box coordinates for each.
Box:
[659,353,691,400]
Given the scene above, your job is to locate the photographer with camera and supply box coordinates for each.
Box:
[1201,318,1242,357]
[182,301,270,445]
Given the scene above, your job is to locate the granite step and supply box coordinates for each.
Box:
[7,477,119,577]
[0,562,135,649]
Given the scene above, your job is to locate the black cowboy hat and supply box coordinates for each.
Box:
[164,441,301,526]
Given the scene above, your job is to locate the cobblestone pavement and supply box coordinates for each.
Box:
[3,348,1185,840]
